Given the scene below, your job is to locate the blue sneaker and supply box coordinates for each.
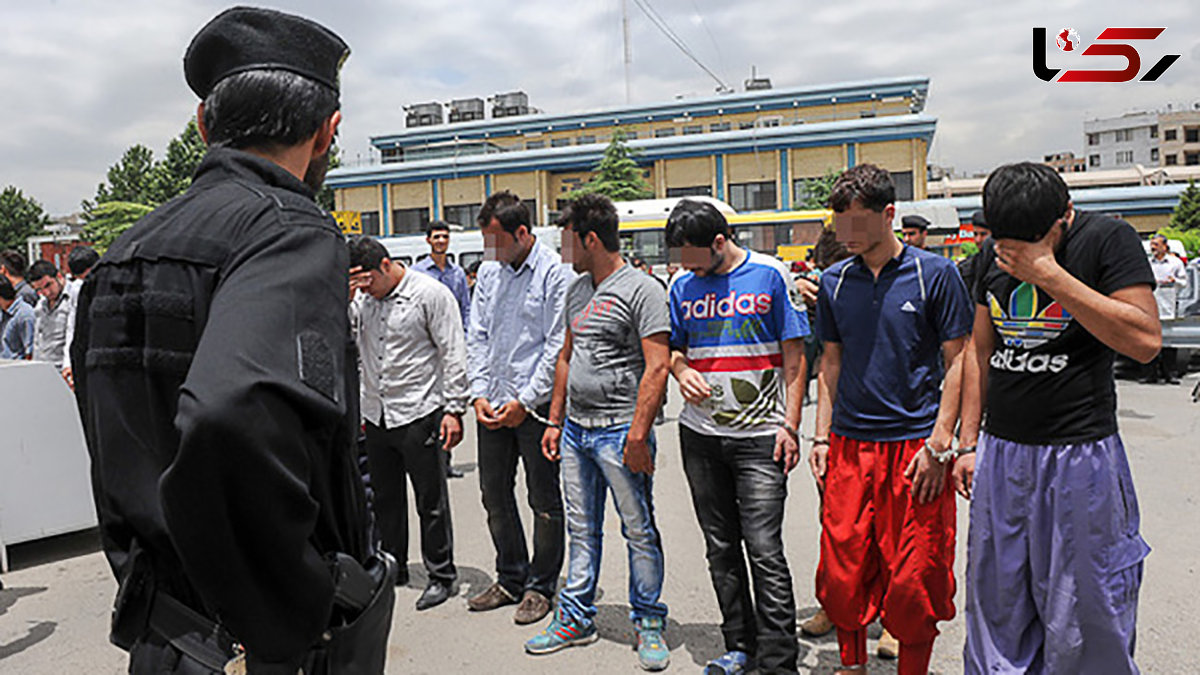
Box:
[636,616,670,671]
[704,650,752,674]
[524,607,598,655]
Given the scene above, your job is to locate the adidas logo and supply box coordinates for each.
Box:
[900,301,918,313]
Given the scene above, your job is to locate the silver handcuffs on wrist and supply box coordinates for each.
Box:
[923,439,976,464]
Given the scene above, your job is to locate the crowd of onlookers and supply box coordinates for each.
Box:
[0,246,98,388]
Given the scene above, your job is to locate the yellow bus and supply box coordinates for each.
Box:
[615,198,832,268]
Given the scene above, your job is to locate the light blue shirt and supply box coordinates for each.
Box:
[1,297,36,359]
[467,239,575,409]
[412,255,471,330]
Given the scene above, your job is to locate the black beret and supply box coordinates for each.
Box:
[901,214,930,230]
[971,210,987,228]
[184,6,349,99]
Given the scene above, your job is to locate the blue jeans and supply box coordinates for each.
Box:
[557,420,668,625]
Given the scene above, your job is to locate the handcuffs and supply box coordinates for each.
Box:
[806,437,976,464]
[924,439,976,464]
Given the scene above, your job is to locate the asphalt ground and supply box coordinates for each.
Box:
[1,375,1197,673]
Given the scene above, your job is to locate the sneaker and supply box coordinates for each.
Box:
[468,582,518,612]
[635,616,670,671]
[513,590,553,625]
[524,607,598,655]
[877,628,899,659]
[704,650,752,674]
[800,608,834,637]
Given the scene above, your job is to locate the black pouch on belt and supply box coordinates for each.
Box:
[302,550,398,675]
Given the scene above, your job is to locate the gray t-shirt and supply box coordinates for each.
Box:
[564,263,669,428]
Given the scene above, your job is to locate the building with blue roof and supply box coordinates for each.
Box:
[327,76,936,236]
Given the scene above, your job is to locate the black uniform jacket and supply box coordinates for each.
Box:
[72,147,369,666]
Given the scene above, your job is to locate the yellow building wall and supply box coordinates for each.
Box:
[1124,214,1169,234]
[663,157,711,188]
[338,186,380,213]
[858,140,911,171]
[389,182,430,210]
[790,146,846,179]
[727,152,777,183]
[493,172,538,198]
[441,176,484,206]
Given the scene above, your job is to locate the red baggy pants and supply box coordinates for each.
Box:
[816,434,956,674]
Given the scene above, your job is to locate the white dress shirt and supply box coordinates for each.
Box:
[352,268,469,428]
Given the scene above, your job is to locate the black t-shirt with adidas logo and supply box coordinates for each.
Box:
[973,211,1154,444]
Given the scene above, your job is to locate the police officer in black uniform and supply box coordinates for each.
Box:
[72,8,395,674]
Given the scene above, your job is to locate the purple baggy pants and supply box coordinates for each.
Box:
[964,432,1149,674]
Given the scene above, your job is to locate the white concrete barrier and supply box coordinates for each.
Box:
[0,359,97,571]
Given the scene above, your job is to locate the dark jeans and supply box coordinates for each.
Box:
[1149,346,1180,381]
[364,411,456,584]
[680,426,798,674]
[477,414,564,599]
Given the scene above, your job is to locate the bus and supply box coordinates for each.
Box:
[614,198,833,270]
[369,197,831,274]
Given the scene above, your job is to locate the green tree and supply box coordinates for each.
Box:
[570,129,654,202]
[82,201,154,253]
[1157,226,1200,259]
[0,186,51,251]
[795,168,843,209]
[316,142,341,212]
[1169,178,1200,231]
[93,144,157,206]
[148,118,207,204]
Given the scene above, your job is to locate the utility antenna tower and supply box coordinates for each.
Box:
[623,0,632,104]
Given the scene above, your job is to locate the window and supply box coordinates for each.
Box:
[551,137,571,148]
[682,125,703,135]
[577,135,596,145]
[360,211,381,236]
[1114,129,1133,142]
[1165,154,1178,166]
[1087,133,1100,146]
[793,178,822,207]
[859,111,876,118]
[1150,125,1159,139]
[739,121,755,130]
[728,181,777,211]
[1151,148,1159,162]
[444,203,481,228]
[891,171,915,201]
[624,131,639,140]
[1186,128,1200,143]
[525,140,545,150]
[666,186,713,198]
[1089,154,1101,168]
[1116,150,1134,164]
[709,122,731,133]
[1165,129,1177,141]
[654,127,676,138]
[392,207,429,235]
[522,199,539,226]
[1187,152,1200,166]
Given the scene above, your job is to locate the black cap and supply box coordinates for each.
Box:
[901,214,930,231]
[970,210,987,228]
[184,6,349,99]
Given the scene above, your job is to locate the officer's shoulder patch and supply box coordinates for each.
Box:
[297,330,337,402]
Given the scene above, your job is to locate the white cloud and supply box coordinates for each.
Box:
[0,0,1196,214]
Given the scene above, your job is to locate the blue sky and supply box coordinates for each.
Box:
[1,0,1197,214]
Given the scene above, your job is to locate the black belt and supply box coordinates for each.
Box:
[148,591,238,671]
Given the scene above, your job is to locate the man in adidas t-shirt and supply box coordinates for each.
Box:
[958,162,1160,674]
[667,199,809,674]
[811,165,973,675]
